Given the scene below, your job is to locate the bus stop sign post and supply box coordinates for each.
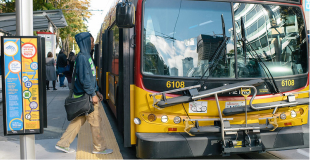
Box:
[16,0,35,159]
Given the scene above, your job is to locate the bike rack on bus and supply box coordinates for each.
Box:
[150,85,201,110]
[191,85,300,146]
[150,79,306,147]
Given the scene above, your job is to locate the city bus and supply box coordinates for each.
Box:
[94,0,309,158]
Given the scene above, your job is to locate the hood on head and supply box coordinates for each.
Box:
[75,32,91,55]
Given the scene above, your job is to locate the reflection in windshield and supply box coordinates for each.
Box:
[142,0,307,78]
[143,0,235,78]
[234,3,307,77]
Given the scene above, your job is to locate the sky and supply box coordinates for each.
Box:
[57,0,113,53]
[87,0,115,42]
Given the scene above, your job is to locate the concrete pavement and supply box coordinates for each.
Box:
[0,81,77,159]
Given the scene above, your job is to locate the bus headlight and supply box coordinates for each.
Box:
[290,110,297,118]
[280,113,286,120]
[134,118,141,125]
[161,115,168,123]
[174,116,181,124]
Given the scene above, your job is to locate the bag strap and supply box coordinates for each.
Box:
[70,54,79,97]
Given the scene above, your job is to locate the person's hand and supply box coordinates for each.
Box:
[96,91,103,101]
[92,95,99,104]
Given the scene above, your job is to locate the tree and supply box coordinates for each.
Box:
[0,0,91,55]
[45,0,91,55]
[0,0,55,13]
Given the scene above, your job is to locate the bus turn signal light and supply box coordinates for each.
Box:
[168,128,177,131]
[299,108,304,115]
[148,114,156,122]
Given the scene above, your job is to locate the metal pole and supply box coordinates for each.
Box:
[214,94,225,146]
[16,0,36,159]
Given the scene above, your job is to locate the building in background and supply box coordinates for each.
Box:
[37,32,56,58]
[170,67,178,76]
[182,57,194,77]
[144,42,170,75]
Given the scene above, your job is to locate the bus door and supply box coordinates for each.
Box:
[119,27,135,147]
[101,31,109,99]
[107,25,120,116]
[94,44,100,84]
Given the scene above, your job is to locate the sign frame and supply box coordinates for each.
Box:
[1,36,44,136]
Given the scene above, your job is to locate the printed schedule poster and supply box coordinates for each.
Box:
[3,37,41,135]
[21,38,40,133]
[4,38,24,134]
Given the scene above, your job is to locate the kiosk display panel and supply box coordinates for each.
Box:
[1,36,44,135]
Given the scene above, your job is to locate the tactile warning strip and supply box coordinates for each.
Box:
[76,104,123,159]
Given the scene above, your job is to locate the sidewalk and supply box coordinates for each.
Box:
[0,80,77,159]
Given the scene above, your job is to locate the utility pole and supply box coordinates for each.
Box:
[16,0,36,159]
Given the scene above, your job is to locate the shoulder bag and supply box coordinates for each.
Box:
[64,55,94,121]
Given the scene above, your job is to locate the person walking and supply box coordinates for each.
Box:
[46,52,57,90]
[55,32,113,155]
[65,52,76,91]
[56,50,67,87]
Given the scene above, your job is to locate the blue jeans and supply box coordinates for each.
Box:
[58,67,66,86]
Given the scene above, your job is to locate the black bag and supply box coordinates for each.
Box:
[64,55,94,121]
[65,93,94,121]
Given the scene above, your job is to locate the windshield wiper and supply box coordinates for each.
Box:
[240,18,280,93]
[198,15,229,89]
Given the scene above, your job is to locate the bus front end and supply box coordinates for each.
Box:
[132,0,309,158]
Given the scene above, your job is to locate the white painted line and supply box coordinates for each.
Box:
[297,149,309,158]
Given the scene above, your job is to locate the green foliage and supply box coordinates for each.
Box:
[0,0,91,54]
[1,0,55,12]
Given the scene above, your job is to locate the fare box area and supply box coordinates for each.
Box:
[1,36,46,136]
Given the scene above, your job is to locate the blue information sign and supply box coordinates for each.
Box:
[3,38,24,134]
[306,0,310,11]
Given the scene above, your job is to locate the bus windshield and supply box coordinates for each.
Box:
[142,0,308,78]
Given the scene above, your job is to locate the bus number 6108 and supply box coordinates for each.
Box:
[166,81,185,88]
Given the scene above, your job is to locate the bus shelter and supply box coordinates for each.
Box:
[0,9,67,36]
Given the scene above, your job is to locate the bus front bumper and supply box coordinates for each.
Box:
[136,124,309,159]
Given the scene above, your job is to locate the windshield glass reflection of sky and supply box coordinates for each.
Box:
[143,0,234,77]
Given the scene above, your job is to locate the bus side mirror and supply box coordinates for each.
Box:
[116,1,135,28]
